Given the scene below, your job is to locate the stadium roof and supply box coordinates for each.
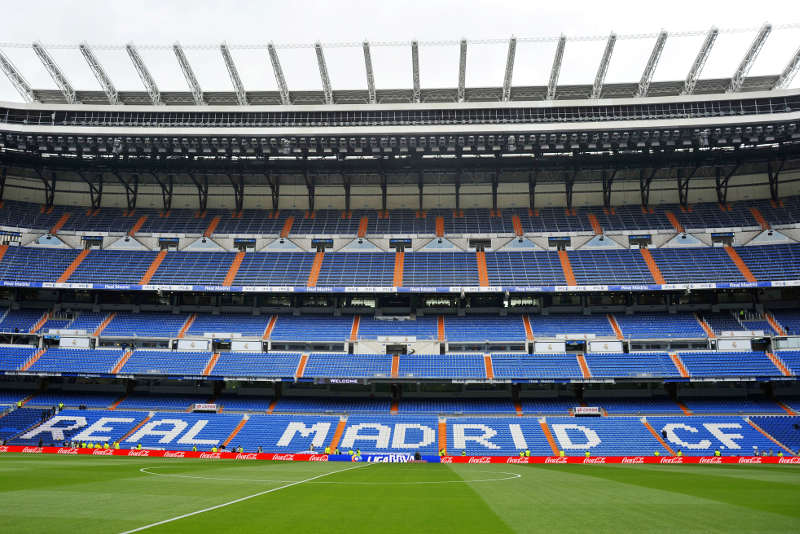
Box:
[1,23,800,106]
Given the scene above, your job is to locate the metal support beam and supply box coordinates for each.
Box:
[126,42,163,105]
[34,168,56,209]
[767,159,786,201]
[635,30,668,98]
[565,168,576,209]
[0,50,38,103]
[528,164,537,209]
[774,45,800,90]
[109,171,138,211]
[602,168,617,208]
[302,164,315,211]
[267,42,291,105]
[682,27,718,95]
[417,158,424,210]
[220,42,247,106]
[0,167,6,201]
[264,163,280,212]
[492,154,501,210]
[457,38,467,103]
[173,41,205,105]
[314,42,334,105]
[715,161,741,205]
[547,35,566,101]
[363,40,376,104]
[76,171,103,211]
[502,36,517,102]
[227,173,244,212]
[728,22,772,93]
[678,161,702,208]
[454,156,462,211]
[79,42,119,105]
[341,162,351,212]
[379,162,387,211]
[146,171,173,212]
[640,168,656,207]
[591,33,616,99]
[411,40,421,104]
[186,171,209,212]
[32,41,77,104]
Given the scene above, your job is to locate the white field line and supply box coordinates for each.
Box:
[118,463,371,534]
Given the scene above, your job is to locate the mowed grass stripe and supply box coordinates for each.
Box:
[459,464,800,534]
[139,463,514,534]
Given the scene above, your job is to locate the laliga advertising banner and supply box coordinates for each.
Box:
[0,446,797,464]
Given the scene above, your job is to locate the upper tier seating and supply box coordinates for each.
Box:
[568,250,654,285]
[679,396,783,414]
[484,251,566,285]
[216,394,273,412]
[69,251,157,284]
[302,353,392,378]
[0,346,38,370]
[776,351,800,375]
[13,409,149,446]
[613,312,708,338]
[702,312,744,334]
[527,314,616,337]
[28,348,122,375]
[444,315,526,342]
[583,352,680,378]
[736,244,800,281]
[751,416,800,453]
[648,416,780,455]
[315,253,395,287]
[587,397,684,414]
[0,310,44,333]
[492,353,583,379]
[403,253,480,286]
[119,351,211,376]
[212,352,301,377]
[0,247,80,283]
[269,315,353,342]
[771,310,800,336]
[273,396,390,414]
[0,390,33,406]
[27,390,120,409]
[232,253,316,286]
[115,392,211,410]
[648,247,746,283]
[68,312,109,335]
[398,354,486,379]
[678,351,779,377]
[185,314,273,337]
[357,316,438,340]
[398,397,516,414]
[101,312,190,338]
[519,398,577,415]
[149,252,236,285]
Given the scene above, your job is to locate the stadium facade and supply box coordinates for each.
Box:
[0,30,799,457]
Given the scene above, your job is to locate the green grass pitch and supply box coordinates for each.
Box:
[1,454,799,533]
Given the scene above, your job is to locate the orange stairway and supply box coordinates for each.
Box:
[669,352,690,378]
[640,248,666,284]
[511,215,524,237]
[522,315,534,340]
[695,314,716,338]
[306,251,324,287]
[357,216,369,238]
[30,312,52,334]
[437,316,445,341]
[438,419,447,454]
[576,354,591,378]
[280,216,294,238]
[390,398,399,415]
[177,313,197,338]
[108,394,127,411]
[50,213,71,234]
[607,314,624,340]
[392,251,404,287]
[295,354,309,378]
[766,313,786,336]
[139,250,167,284]
[767,352,792,377]
[475,250,490,287]
[724,247,757,282]
[484,355,494,379]
[128,215,148,237]
[513,399,523,416]
[93,312,116,336]
[558,250,577,285]
[539,419,560,455]
[675,399,692,415]
[587,213,602,235]
[223,251,245,286]
[328,418,348,451]
[111,350,133,374]
[20,348,46,371]
[665,212,684,233]
[263,315,278,340]
[642,419,675,455]
[0,244,8,265]
[203,353,220,376]
[223,418,248,447]
[56,249,90,283]
[391,355,399,378]
[203,216,221,237]
[266,398,279,414]
[350,316,360,341]
[747,419,795,455]
[749,207,769,230]
[435,216,444,237]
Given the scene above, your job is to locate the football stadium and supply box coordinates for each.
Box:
[1,7,800,532]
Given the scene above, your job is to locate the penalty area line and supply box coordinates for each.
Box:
[118,463,372,534]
